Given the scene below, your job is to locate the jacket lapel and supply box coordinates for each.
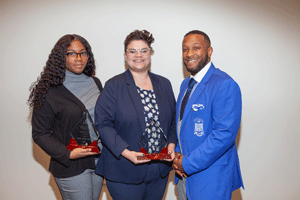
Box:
[181,63,216,126]
[56,85,86,112]
[125,70,146,134]
[149,72,166,132]
[176,79,189,122]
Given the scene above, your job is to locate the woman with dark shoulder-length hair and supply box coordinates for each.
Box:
[94,30,177,200]
[28,34,104,200]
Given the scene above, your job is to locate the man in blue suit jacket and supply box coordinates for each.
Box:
[173,30,244,200]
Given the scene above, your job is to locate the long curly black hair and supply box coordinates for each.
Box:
[28,34,96,109]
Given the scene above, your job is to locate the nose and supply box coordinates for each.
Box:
[186,49,194,57]
[135,50,142,57]
[75,53,83,60]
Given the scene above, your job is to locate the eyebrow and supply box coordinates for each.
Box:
[183,43,200,46]
[66,49,87,52]
[127,47,149,49]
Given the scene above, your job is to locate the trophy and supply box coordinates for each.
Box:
[67,111,100,153]
[137,118,171,160]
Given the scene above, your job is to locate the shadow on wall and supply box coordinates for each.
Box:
[183,63,190,79]
[232,123,243,200]
[164,170,177,200]
[32,141,62,200]
[32,140,115,200]
[232,188,243,200]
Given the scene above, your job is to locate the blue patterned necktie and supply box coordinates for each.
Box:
[180,78,197,120]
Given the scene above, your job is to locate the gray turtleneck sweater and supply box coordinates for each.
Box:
[63,70,101,146]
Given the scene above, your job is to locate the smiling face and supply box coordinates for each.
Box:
[124,40,152,73]
[182,34,213,75]
[65,40,88,74]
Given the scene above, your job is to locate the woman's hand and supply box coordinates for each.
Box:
[121,149,151,165]
[69,148,99,159]
[163,143,176,162]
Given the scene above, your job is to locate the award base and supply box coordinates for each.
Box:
[137,147,171,160]
[67,138,100,153]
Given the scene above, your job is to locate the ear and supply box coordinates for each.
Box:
[207,47,213,58]
[150,48,154,56]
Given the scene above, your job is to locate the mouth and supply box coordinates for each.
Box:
[133,60,144,63]
[185,59,198,64]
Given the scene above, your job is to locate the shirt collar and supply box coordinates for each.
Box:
[190,61,211,83]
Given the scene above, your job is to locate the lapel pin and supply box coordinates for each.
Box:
[192,104,204,111]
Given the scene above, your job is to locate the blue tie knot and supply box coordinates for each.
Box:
[188,78,197,90]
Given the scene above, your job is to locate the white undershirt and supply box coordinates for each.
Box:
[189,61,211,96]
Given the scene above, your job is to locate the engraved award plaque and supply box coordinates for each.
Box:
[137,118,171,160]
[67,111,100,153]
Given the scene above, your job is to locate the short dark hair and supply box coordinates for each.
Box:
[124,30,154,52]
[184,30,211,47]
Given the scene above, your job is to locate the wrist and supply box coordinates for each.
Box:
[121,148,129,157]
[168,143,176,149]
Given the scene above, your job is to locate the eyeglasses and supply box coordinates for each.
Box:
[65,52,89,59]
[126,48,151,56]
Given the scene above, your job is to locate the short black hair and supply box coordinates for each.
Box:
[184,30,211,47]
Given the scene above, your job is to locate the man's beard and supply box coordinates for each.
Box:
[185,53,209,75]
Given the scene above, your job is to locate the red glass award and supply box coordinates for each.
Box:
[67,111,100,153]
[137,118,171,160]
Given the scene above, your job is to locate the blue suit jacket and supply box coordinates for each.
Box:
[95,69,177,184]
[175,63,244,200]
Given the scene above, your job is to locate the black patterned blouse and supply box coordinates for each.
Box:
[137,86,162,154]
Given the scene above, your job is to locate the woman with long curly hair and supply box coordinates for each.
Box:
[94,30,177,200]
[29,34,103,200]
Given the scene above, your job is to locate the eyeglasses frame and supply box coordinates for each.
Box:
[126,48,152,56]
[65,51,89,59]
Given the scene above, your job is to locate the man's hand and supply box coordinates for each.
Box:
[173,152,187,177]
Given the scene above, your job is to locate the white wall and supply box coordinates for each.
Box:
[1,0,299,199]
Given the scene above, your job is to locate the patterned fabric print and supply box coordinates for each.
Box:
[137,87,161,154]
